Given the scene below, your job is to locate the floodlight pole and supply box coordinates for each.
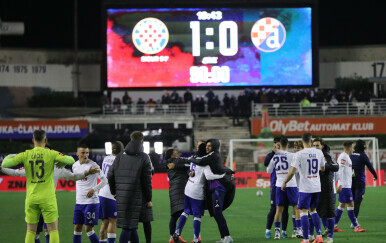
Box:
[72,0,79,98]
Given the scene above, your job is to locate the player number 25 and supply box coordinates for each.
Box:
[29,160,45,179]
[273,156,288,171]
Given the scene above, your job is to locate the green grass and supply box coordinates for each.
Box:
[1,187,386,242]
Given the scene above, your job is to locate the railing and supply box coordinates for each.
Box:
[102,103,191,116]
[252,101,386,117]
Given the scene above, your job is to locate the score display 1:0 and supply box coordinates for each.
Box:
[190,21,238,56]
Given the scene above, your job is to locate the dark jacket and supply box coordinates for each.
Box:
[139,161,155,223]
[167,157,190,215]
[108,140,152,229]
[350,151,377,184]
[317,145,339,218]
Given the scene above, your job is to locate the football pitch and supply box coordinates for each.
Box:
[1,187,386,243]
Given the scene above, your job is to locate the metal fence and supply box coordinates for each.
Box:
[252,101,386,117]
[102,103,191,116]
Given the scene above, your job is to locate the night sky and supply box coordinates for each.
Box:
[1,0,385,49]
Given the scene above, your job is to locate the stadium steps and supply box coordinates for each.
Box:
[193,117,251,170]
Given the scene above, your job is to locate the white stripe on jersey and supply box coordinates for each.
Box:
[291,148,325,193]
[267,150,296,187]
[99,155,116,200]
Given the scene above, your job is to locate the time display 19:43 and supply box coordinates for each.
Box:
[189,11,238,84]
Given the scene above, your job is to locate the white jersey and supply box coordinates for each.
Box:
[99,155,116,200]
[184,163,225,200]
[291,148,325,193]
[267,150,297,187]
[72,160,108,204]
[0,166,85,189]
[337,152,353,188]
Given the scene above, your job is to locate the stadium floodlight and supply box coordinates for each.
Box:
[154,141,163,154]
[105,142,112,155]
[143,141,150,154]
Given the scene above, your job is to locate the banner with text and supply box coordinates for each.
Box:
[251,117,386,136]
[0,120,89,139]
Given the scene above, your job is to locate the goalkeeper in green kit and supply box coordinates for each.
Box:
[1,130,75,243]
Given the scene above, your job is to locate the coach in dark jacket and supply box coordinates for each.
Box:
[108,131,152,243]
[165,149,190,239]
[312,138,339,240]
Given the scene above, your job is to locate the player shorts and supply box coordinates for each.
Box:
[183,195,204,218]
[298,192,320,210]
[339,188,354,203]
[73,203,100,226]
[99,196,117,220]
[25,199,58,224]
[276,187,299,206]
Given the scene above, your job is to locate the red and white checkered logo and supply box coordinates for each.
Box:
[132,17,169,55]
[251,17,286,52]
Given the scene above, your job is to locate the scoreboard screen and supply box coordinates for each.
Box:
[106,7,313,88]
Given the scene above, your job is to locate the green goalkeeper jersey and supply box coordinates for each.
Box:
[2,146,75,202]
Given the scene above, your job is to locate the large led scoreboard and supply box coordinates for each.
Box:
[106,6,315,88]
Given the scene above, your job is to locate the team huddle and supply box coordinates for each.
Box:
[264,133,378,243]
[0,130,236,243]
[0,130,378,243]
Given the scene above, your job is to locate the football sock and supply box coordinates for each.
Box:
[308,217,314,236]
[176,212,188,235]
[193,217,201,242]
[292,215,296,231]
[45,232,50,243]
[327,218,334,239]
[274,222,281,232]
[282,205,289,231]
[347,207,358,227]
[143,222,152,243]
[300,213,309,240]
[26,230,36,243]
[73,231,82,243]
[335,206,344,226]
[296,219,301,230]
[87,230,99,243]
[107,233,116,243]
[310,211,322,236]
[322,218,328,230]
[49,230,59,243]
[34,234,40,243]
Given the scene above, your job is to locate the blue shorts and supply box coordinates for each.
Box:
[298,192,320,210]
[73,203,100,226]
[276,187,299,206]
[99,196,117,220]
[339,188,354,203]
[184,195,204,218]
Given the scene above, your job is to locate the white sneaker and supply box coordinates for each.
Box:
[309,235,315,241]
[274,231,280,240]
[222,236,233,243]
[325,237,334,243]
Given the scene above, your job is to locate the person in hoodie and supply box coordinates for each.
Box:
[312,138,339,243]
[189,139,235,243]
[350,140,378,219]
[165,149,190,243]
[108,131,152,243]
